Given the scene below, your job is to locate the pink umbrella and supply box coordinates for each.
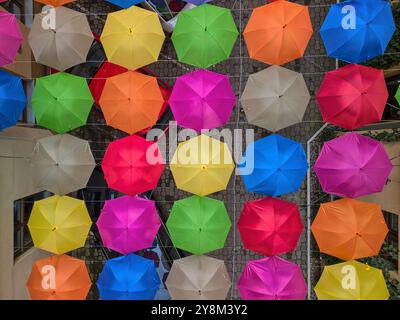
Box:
[0,11,23,67]
[169,69,236,131]
[238,256,307,300]
[314,132,393,198]
[97,196,161,255]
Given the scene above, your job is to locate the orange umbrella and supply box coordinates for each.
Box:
[311,199,388,260]
[244,0,313,65]
[34,0,75,6]
[99,71,164,134]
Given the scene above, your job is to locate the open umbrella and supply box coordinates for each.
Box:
[396,84,400,106]
[185,0,212,4]
[27,255,91,300]
[240,65,310,132]
[97,196,161,255]
[166,195,231,255]
[0,11,22,67]
[166,255,231,300]
[314,132,393,198]
[106,0,143,8]
[34,0,76,6]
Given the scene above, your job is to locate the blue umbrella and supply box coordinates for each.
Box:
[97,254,160,300]
[105,0,143,8]
[239,134,308,197]
[0,70,26,130]
[320,0,395,63]
[185,0,213,5]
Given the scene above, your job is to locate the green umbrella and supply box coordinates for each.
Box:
[171,4,238,68]
[396,83,400,106]
[166,195,231,255]
[32,72,94,134]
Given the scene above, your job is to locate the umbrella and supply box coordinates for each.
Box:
[320,0,395,63]
[317,64,388,130]
[240,65,310,132]
[238,256,307,300]
[32,72,94,134]
[166,195,231,255]
[97,254,160,300]
[170,134,235,196]
[101,134,165,196]
[169,69,236,131]
[0,70,26,130]
[27,255,91,300]
[28,195,92,255]
[35,0,76,6]
[99,71,164,134]
[101,6,165,70]
[185,0,212,4]
[314,260,389,300]
[172,4,238,68]
[238,197,303,256]
[29,6,94,71]
[243,1,313,65]
[106,0,143,8]
[166,255,231,300]
[97,196,161,255]
[396,84,400,106]
[239,134,308,196]
[0,11,22,67]
[30,134,96,195]
[314,132,393,198]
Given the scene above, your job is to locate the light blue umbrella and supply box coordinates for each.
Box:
[105,0,143,8]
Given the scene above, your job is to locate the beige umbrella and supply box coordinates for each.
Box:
[240,65,310,132]
[166,255,231,300]
[28,6,94,71]
[30,134,96,195]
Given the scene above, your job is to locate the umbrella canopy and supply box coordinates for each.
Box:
[239,134,308,196]
[0,11,22,67]
[28,195,92,255]
[27,255,91,300]
[106,0,143,8]
[97,254,160,300]
[35,0,76,5]
[238,256,307,300]
[32,72,94,134]
[314,132,393,198]
[97,196,161,255]
[166,195,231,255]
[99,71,164,134]
[396,84,400,106]
[169,69,236,131]
[314,260,389,300]
[166,255,231,300]
[244,1,313,65]
[170,134,235,196]
[241,65,310,131]
[238,197,303,256]
[30,134,96,195]
[0,70,26,130]
[186,0,212,4]
[172,4,238,68]
[101,135,165,195]
[29,6,94,71]
[317,64,388,130]
[101,6,165,70]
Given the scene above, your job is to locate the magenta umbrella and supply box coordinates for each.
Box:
[0,11,22,67]
[314,132,393,198]
[97,196,161,255]
[169,69,236,131]
[238,256,307,300]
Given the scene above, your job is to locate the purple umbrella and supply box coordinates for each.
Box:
[0,11,23,67]
[97,196,161,255]
[238,256,307,300]
[185,0,212,5]
[314,132,393,198]
[169,69,235,131]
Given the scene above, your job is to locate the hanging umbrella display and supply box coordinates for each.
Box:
[166,195,231,255]
[314,132,393,198]
[0,11,22,67]
[97,196,161,255]
[239,134,308,196]
[240,65,310,131]
[106,0,143,8]
[101,134,165,196]
[169,69,236,131]
[172,4,238,68]
[170,134,235,196]
[314,260,389,300]
[166,255,231,300]
[97,254,160,300]
[27,255,91,300]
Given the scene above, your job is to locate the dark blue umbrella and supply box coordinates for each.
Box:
[105,0,143,8]
[239,134,308,197]
[320,0,395,63]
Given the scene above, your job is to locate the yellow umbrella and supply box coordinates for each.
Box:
[100,6,165,70]
[170,134,235,196]
[314,260,389,300]
[28,195,92,255]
